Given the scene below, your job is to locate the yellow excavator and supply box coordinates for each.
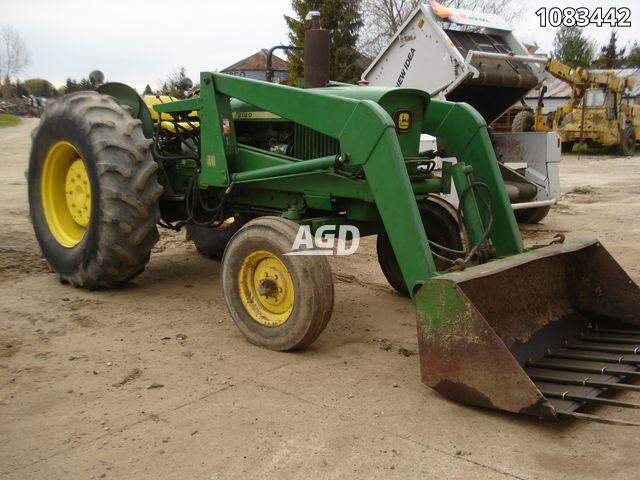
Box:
[513,58,639,155]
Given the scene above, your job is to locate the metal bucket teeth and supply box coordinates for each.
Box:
[415,239,640,424]
[524,327,640,424]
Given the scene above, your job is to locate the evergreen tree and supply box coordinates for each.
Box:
[594,30,626,68]
[159,67,191,99]
[285,0,364,84]
[63,77,94,94]
[551,26,596,68]
[143,84,153,95]
[623,41,640,68]
[14,80,29,97]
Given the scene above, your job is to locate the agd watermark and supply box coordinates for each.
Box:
[286,225,360,256]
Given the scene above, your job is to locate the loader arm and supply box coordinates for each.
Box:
[154,73,526,294]
[157,73,442,292]
[423,99,523,257]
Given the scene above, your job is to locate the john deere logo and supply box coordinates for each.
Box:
[394,111,412,131]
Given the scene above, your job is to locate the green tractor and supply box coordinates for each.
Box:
[29,26,640,424]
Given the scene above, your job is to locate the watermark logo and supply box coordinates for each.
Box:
[286,225,360,256]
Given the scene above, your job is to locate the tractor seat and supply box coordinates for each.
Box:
[143,95,199,133]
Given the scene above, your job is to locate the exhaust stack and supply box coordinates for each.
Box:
[304,11,330,88]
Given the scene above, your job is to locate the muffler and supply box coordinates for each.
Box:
[415,239,640,423]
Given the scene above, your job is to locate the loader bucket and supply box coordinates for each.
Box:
[415,239,640,422]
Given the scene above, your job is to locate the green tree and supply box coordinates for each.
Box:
[594,30,626,68]
[623,41,640,68]
[158,67,191,99]
[14,80,29,97]
[143,84,153,95]
[23,78,58,97]
[551,26,596,68]
[285,0,364,84]
[63,77,94,94]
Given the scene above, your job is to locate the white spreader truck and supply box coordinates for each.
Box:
[363,1,560,223]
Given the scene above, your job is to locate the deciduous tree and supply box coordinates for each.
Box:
[0,27,31,83]
[23,78,58,98]
[359,0,522,59]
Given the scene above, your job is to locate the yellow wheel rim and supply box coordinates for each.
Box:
[41,141,92,248]
[238,250,295,326]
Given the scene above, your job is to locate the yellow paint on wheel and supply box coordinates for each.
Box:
[238,250,294,326]
[41,141,92,247]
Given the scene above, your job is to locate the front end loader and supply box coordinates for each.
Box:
[28,38,640,424]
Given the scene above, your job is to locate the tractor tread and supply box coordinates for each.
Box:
[29,90,162,288]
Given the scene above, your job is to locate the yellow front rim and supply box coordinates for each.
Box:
[41,141,92,248]
[238,250,294,326]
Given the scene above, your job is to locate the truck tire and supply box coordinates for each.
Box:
[561,141,575,153]
[512,167,552,224]
[221,216,334,351]
[618,126,636,156]
[377,201,463,297]
[514,205,551,224]
[511,110,535,132]
[28,91,163,288]
[185,214,251,260]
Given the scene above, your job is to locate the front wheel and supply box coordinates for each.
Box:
[185,214,252,260]
[561,141,575,153]
[377,201,463,297]
[221,217,334,351]
[28,91,163,288]
[511,110,535,132]
[618,126,636,156]
[514,205,551,224]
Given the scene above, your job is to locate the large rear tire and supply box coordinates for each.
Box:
[221,217,334,351]
[377,201,463,297]
[618,126,636,156]
[28,91,163,288]
[511,110,535,133]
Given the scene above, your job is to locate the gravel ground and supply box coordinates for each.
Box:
[1,118,639,479]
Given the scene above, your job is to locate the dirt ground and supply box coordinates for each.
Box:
[1,118,639,479]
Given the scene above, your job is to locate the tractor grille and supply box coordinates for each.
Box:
[293,124,339,160]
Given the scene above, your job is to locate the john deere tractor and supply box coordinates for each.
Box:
[29,21,640,424]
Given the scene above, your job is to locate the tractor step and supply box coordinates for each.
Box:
[525,326,640,425]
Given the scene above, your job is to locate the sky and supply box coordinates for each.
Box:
[3,0,638,90]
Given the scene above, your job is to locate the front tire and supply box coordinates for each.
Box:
[514,205,551,224]
[28,91,163,288]
[221,217,334,351]
[377,201,463,297]
[561,141,575,153]
[186,214,252,260]
[618,126,636,156]
[511,110,535,132]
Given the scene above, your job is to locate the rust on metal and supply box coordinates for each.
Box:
[415,239,640,421]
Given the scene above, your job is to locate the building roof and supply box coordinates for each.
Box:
[222,49,289,72]
[526,68,640,99]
